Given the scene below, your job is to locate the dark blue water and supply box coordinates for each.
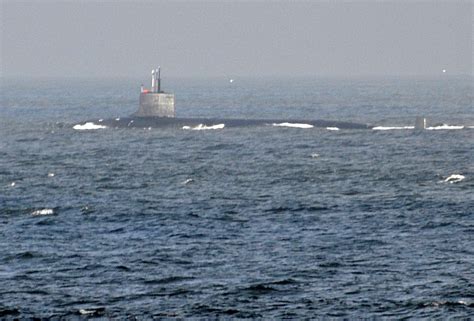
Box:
[1,77,473,319]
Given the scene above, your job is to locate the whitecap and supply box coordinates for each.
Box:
[444,174,465,183]
[98,119,104,122]
[311,153,320,158]
[73,122,107,130]
[79,309,95,315]
[182,124,225,130]
[115,118,120,121]
[10,182,16,187]
[372,126,414,131]
[183,178,194,185]
[78,308,104,316]
[48,173,55,177]
[32,209,54,216]
[426,124,464,130]
[273,122,314,129]
[326,127,339,131]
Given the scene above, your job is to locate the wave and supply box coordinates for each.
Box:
[73,122,107,130]
[372,126,414,131]
[183,124,225,130]
[372,124,467,131]
[444,174,465,183]
[182,178,194,185]
[31,208,54,216]
[273,122,314,129]
[421,300,473,308]
[326,127,339,131]
[426,124,464,130]
[78,308,106,316]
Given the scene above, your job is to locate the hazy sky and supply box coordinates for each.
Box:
[1,1,472,78]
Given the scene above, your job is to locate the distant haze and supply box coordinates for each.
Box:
[1,1,472,78]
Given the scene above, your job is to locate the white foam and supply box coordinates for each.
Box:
[311,153,320,158]
[372,126,414,131]
[182,124,225,130]
[79,309,98,315]
[426,124,464,130]
[73,122,107,130]
[32,208,54,216]
[444,174,465,183]
[273,122,314,129]
[467,126,474,129]
[326,127,339,131]
[98,119,103,122]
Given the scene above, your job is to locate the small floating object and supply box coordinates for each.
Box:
[48,173,55,177]
[10,182,16,187]
[81,205,94,214]
[31,209,54,216]
[229,79,234,83]
[78,307,105,316]
[183,178,194,185]
[444,174,465,183]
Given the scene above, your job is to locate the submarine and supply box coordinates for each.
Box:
[79,67,374,130]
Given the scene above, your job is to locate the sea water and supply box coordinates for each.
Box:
[0,76,473,318]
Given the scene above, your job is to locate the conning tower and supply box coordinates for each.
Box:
[135,67,175,117]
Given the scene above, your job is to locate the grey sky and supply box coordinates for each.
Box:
[1,1,472,78]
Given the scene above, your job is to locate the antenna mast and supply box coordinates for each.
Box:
[151,69,156,92]
[157,66,161,93]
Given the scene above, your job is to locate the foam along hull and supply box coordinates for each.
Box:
[88,116,372,130]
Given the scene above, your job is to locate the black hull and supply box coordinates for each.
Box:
[85,116,372,130]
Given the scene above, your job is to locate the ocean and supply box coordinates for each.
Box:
[0,76,473,319]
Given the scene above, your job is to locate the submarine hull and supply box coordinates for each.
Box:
[87,116,372,130]
[79,69,372,130]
